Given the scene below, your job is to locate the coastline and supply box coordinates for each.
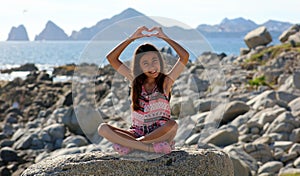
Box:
[1,25,300,175]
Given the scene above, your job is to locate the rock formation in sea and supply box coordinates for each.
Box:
[34,21,68,41]
[6,25,29,41]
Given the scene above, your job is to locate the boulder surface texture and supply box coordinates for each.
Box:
[21,149,234,176]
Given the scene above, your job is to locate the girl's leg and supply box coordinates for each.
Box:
[98,123,155,152]
[137,119,178,144]
[106,124,137,140]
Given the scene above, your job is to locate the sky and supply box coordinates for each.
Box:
[1,0,299,41]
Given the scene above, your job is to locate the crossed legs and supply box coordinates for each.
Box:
[97,119,178,153]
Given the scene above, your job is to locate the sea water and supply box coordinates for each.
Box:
[0,34,280,81]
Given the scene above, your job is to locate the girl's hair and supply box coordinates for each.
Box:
[131,43,166,110]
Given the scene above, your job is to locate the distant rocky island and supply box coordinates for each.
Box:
[34,21,68,41]
[6,25,29,41]
[5,8,296,41]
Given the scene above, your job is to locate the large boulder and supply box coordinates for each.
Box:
[244,26,272,49]
[21,149,234,176]
[279,24,300,43]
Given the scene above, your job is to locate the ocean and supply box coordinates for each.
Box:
[0,34,281,81]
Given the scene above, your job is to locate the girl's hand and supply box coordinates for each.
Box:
[148,26,169,40]
[128,26,149,40]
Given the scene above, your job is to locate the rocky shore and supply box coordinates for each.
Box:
[0,24,300,175]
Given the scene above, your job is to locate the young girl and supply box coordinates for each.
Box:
[98,26,189,155]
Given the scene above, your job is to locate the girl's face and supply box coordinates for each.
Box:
[139,51,161,79]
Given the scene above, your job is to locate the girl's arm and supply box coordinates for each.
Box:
[106,26,149,82]
[150,27,189,93]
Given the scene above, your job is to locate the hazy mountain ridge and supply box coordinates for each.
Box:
[5,8,297,41]
[262,20,293,32]
[197,17,293,33]
[69,8,145,40]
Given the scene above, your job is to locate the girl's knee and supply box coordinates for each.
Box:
[166,119,178,130]
[98,123,109,136]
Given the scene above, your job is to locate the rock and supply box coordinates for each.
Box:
[279,24,300,43]
[229,157,251,176]
[289,143,300,154]
[194,99,220,112]
[266,112,299,134]
[276,91,298,104]
[288,32,300,43]
[240,48,250,55]
[36,71,52,82]
[52,64,76,76]
[289,128,300,142]
[0,63,38,74]
[202,125,238,147]
[247,90,296,111]
[293,157,300,167]
[72,105,103,143]
[247,90,276,110]
[221,101,250,124]
[185,133,201,145]
[272,141,294,152]
[279,168,300,176]
[35,21,68,41]
[0,147,20,163]
[43,124,66,140]
[21,149,234,176]
[251,107,286,126]
[62,135,89,148]
[61,107,84,135]
[224,145,258,175]
[196,52,222,67]
[293,71,300,89]
[244,26,272,49]
[170,96,196,117]
[13,133,33,150]
[7,25,29,41]
[0,167,11,176]
[258,161,283,175]
[188,74,209,92]
[243,143,273,163]
[280,151,298,163]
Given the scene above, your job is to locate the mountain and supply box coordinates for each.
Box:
[262,20,292,32]
[219,17,258,32]
[8,8,295,41]
[7,25,29,41]
[69,8,146,40]
[68,8,203,41]
[35,21,68,41]
[197,17,293,33]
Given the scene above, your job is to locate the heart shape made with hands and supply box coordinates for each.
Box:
[141,27,159,37]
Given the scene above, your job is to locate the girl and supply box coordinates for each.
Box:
[98,26,189,155]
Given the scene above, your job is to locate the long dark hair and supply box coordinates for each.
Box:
[131,43,166,110]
